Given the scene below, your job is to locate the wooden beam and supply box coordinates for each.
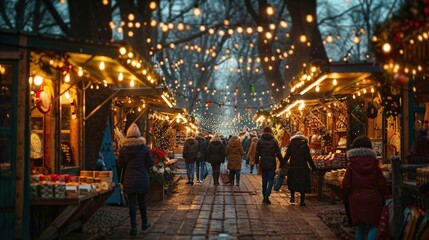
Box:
[41,0,71,36]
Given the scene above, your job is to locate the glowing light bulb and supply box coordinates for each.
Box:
[118,72,123,81]
[333,79,337,85]
[34,75,43,86]
[99,61,105,70]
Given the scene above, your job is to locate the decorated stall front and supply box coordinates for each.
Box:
[372,0,429,237]
[0,32,164,239]
[267,62,394,201]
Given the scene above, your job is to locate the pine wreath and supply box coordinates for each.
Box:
[366,102,379,119]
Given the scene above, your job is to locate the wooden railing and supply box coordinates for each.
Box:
[391,156,429,239]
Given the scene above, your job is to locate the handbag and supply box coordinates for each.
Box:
[273,166,288,191]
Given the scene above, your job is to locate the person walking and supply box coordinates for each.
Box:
[246,136,259,174]
[242,135,251,165]
[195,132,209,183]
[117,123,154,236]
[282,131,316,206]
[225,135,244,186]
[256,126,283,204]
[342,135,387,240]
[183,134,199,185]
[206,133,226,185]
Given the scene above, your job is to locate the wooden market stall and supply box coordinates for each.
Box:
[372,0,429,238]
[0,31,164,239]
[270,62,394,201]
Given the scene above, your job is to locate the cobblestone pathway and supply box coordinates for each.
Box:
[65,164,345,240]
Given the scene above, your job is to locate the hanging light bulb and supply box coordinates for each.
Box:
[266,5,274,16]
[130,79,135,87]
[315,85,320,92]
[193,4,201,16]
[333,79,337,86]
[99,61,105,70]
[118,72,123,81]
[34,75,43,86]
[64,73,70,83]
[149,1,157,10]
[382,43,391,53]
[353,35,360,44]
[306,14,313,23]
[326,34,333,43]
[78,67,83,77]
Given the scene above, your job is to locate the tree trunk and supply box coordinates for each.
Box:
[118,0,158,60]
[286,0,328,83]
[68,0,112,41]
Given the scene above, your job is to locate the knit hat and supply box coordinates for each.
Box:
[126,123,141,138]
[263,126,272,133]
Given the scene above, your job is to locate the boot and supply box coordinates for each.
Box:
[142,222,151,231]
[300,192,306,206]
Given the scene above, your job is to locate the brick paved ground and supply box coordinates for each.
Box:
[64,162,347,240]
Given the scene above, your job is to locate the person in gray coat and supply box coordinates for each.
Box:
[118,123,154,236]
[183,134,199,185]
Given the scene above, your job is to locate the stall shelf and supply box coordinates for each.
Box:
[30,189,113,240]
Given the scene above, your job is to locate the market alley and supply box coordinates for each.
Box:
[66,170,346,240]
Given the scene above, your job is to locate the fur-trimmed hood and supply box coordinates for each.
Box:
[211,136,222,143]
[290,134,308,142]
[347,148,377,159]
[347,147,379,175]
[121,136,146,147]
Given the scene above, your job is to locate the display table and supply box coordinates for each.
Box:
[315,166,343,201]
[30,189,113,240]
[325,180,343,204]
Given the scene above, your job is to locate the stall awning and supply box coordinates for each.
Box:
[272,63,382,116]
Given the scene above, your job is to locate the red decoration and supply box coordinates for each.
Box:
[35,90,51,114]
[393,73,409,87]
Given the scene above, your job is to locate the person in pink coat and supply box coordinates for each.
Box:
[342,135,388,240]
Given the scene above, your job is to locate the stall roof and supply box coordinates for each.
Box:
[272,63,382,116]
[0,31,163,88]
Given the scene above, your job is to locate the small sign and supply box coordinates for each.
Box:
[61,142,75,166]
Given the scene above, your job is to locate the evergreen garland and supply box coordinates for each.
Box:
[153,119,173,151]
[347,98,366,141]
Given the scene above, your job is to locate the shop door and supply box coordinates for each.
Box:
[0,62,17,239]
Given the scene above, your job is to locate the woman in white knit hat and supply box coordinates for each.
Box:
[118,123,154,236]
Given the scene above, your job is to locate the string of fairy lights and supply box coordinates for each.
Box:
[58,0,400,133]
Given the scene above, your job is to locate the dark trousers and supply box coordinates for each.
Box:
[127,192,148,229]
[262,169,275,197]
[229,169,241,185]
[211,163,221,184]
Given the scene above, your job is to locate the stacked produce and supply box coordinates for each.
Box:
[324,169,346,182]
[313,151,347,168]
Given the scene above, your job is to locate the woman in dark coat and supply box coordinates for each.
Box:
[225,135,244,186]
[282,131,316,206]
[256,126,283,204]
[206,133,226,185]
[342,135,387,240]
[118,123,154,236]
[182,135,199,185]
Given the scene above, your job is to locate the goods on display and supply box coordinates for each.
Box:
[30,171,113,198]
[416,166,429,186]
[324,169,346,182]
[312,151,346,168]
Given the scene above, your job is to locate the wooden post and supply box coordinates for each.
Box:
[391,156,403,239]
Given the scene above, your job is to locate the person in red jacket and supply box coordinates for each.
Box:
[342,135,387,240]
